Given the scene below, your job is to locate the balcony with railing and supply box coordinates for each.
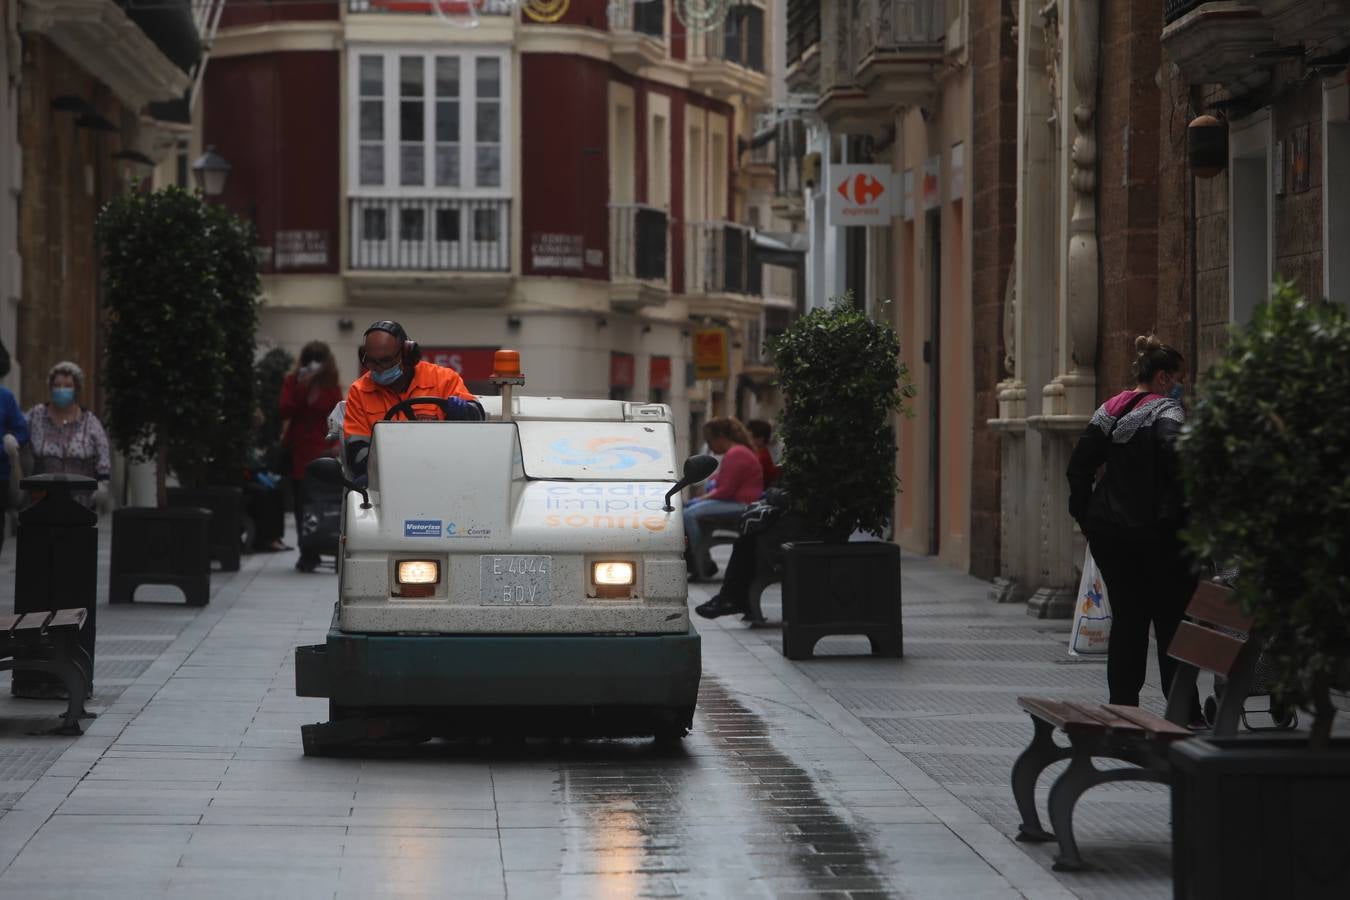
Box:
[818,0,943,130]
[608,203,670,310]
[348,0,514,15]
[689,3,769,99]
[786,0,821,92]
[609,0,668,71]
[1160,2,1275,92]
[772,117,806,221]
[684,221,763,319]
[349,197,511,272]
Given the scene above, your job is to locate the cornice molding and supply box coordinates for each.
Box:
[19,0,190,109]
[212,22,344,58]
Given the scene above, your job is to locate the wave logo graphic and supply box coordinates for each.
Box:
[546,437,663,471]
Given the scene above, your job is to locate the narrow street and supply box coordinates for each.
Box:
[0,536,1199,899]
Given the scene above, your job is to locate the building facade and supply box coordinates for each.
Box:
[200,0,784,460]
[5,0,199,409]
[782,0,987,574]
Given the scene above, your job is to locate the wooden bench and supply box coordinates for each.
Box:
[688,513,743,582]
[1011,580,1260,871]
[0,609,93,735]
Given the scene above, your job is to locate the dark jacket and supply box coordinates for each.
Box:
[1067,391,1187,541]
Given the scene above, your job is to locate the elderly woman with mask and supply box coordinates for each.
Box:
[22,361,111,511]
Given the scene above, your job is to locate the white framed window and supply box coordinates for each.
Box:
[348,46,511,197]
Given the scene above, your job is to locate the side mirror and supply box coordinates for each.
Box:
[663,454,720,512]
[306,457,370,509]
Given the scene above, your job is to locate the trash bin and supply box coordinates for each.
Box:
[11,473,98,699]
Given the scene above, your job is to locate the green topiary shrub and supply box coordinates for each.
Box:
[98,186,260,503]
[769,295,915,540]
[1178,280,1350,747]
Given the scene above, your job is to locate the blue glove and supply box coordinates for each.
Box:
[443,397,484,422]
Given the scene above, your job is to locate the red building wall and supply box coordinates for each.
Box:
[219,0,337,28]
[521,54,610,279]
[202,52,341,275]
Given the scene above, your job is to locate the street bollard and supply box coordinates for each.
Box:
[11,473,98,699]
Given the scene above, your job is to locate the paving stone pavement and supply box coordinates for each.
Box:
[0,523,1335,899]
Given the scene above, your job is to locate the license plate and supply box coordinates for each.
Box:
[479,555,552,606]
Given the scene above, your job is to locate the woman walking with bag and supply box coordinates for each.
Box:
[1067,335,1198,714]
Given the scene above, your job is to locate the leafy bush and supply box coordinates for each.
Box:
[254,347,295,469]
[770,295,914,539]
[1178,280,1350,747]
[98,186,260,502]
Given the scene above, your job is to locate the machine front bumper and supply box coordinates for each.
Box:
[295,607,701,710]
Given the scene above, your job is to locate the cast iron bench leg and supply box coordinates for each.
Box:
[15,656,88,735]
[1047,737,1169,872]
[1012,716,1070,843]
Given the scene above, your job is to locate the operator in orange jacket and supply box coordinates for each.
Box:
[342,320,483,481]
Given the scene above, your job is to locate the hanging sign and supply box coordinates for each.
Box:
[828,164,895,226]
[610,352,635,389]
[692,328,729,381]
[922,156,941,211]
[650,356,672,392]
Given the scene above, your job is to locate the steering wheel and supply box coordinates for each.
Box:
[383,397,458,422]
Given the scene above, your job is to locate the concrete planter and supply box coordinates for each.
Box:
[780,541,902,660]
[109,506,211,606]
[168,485,243,571]
[1171,734,1350,899]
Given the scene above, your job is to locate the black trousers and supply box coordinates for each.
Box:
[292,479,319,563]
[714,533,759,608]
[1088,533,1199,709]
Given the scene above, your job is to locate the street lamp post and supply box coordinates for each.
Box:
[191,146,230,196]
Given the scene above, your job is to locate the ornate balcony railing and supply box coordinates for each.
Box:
[609,0,665,38]
[775,118,805,198]
[347,0,514,14]
[693,4,765,72]
[854,0,944,66]
[1164,0,1204,25]
[685,221,760,296]
[787,0,821,67]
[348,197,511,271]
[609,204,669,284]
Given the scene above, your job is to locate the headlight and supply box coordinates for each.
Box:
[593,561,635,586]
[397,560,440,585]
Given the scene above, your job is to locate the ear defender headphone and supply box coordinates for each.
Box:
[359,320,421,368]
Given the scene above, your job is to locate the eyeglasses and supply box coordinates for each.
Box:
[365,352,400,371]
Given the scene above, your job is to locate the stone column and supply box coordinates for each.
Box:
[1026,0,1101,620]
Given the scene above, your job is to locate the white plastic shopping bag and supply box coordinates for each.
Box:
[1069,546,1112,656]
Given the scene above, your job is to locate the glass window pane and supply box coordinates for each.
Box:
[360,100,383,141]
[475,57,500,98]
[359,56,383,96]
[475,146,500,188]
[400,56,424,97]
[473,207,499,242]
[475,101,499,144]
[400,144,424,186]
[400,208,425,241]
[400,100,424,141]
[435,146,460,187]
[436,208,460,242]
[435,57,460,97]
[436,101,459,142]
[362,207,387,240]
[359,145,384,186]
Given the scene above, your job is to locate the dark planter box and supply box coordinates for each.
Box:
[780,541,902,660]
[1171,735,1350,899]
[168,485,242,571]
[109,507,212,606]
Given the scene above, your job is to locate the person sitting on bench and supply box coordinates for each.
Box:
[683,417,762,579]
[695,488,789,620]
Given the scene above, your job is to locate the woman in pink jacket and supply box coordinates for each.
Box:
[684,417,763,578]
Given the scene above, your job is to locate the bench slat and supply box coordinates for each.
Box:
[1102,704,1194,741]
[0,614,19,633]
[1167,620,1248,677]
[1018,697,1107,734]
[11,614,49,632]
[45,610,86,630]
[1060,700,1146,734]
[1185,581,1251,633]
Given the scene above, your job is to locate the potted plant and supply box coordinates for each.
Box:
[165,199,262,571]
[99,186,257,604]
[769,295,915,659]
[1172,280,1350,899]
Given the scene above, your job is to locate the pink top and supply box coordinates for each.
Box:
[704,444,764,504]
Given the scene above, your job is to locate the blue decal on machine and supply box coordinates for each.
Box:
[404,519,442,538]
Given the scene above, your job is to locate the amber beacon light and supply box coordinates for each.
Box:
[491,349,525,423]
